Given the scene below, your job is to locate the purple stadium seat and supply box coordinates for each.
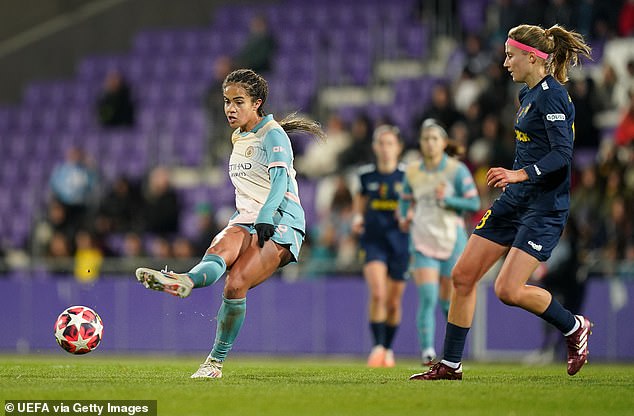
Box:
[459,0,487,34]
[76,54,126,83]
[347,52,372,85]
[400,24,429,58]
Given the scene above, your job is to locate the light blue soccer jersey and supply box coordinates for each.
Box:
[228,114,305,234]
[400,154,479,259]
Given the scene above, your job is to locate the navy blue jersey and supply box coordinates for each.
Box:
[358,164,405,238]
[502,75,575,211]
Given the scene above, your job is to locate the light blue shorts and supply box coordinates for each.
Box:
[411,227,468,277]
[235,223,304,263]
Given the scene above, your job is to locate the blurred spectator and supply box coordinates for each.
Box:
[74,230,103,282]
[543,0,574,29]
[203,55,234,164]
[121,232,145,258]
[304,176,357,276]
[47,231,72,258]
[616,60,634,110]
[96,69,135,127]
[172,237,195,259]
[517,0,545,26]
[49,147,98,233]
[570,165,603,252]
[45,231,73,275]
[461,34,491,76]
[477,61,510,117]
[595,64,619,113]
[337,114,374,170]
[568,77,600,150]
[191,202,221,254]
[596,196,632,267]
[486,0,519,44]
[467,113,513,169]
[453,68,482,114]
[148,236,172,259]
[413,84,463,137]
[619,0,634,37]
[142,167,181,236]
[95,175,143,235]
[615,90,634,147]
[234,15,276,73]
[574,0,595,38]
[31,199,75,257]
[296,113,352,178]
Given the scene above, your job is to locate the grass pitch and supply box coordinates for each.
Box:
[1,354,633,416]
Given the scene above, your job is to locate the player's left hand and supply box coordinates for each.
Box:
[255,223,275,247]
[486,167,529,188]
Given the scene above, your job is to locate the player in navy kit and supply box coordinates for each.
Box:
[352,125,409,367]
[411,24,592,381]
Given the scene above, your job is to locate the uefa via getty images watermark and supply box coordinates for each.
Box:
[4,400,156,416]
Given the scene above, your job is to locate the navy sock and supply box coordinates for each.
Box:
[370,322,386,347]
[538,298,576,334]
[383,324,399,349]
[442,322,470,363]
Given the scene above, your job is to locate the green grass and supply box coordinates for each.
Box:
[1,354,633,416]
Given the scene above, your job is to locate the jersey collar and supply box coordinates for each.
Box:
[241,114,273,136]
[421,153,448,172]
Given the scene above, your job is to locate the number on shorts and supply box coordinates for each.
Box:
[475,209,491,230]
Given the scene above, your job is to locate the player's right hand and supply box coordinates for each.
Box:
[255,223,275,247]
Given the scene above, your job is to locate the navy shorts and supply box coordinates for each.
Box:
[472,198,568,262]
[360,230,409,281]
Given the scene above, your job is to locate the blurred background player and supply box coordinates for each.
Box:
[135,69,325,379]
[399,119,479,366]
[352,125,409,368]
[411,24,592,381]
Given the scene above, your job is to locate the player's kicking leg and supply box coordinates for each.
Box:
[135,267,194,298]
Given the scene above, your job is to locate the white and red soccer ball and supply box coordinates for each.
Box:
[54,306,103,354]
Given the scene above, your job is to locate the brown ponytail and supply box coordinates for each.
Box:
[508,24,592,83]
[279,112,326,141]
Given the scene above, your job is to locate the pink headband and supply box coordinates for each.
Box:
[506,38,549,60]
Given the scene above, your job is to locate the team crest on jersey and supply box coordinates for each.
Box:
[245,146,254,158]
[515,129,530,142]
[515,103,531,123]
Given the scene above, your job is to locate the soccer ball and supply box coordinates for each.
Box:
[54,305,104,354]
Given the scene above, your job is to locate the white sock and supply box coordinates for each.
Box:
[441,359,461,370]
[563,316,581,337]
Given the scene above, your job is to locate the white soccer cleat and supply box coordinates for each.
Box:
[367,345,386,368]
[384,349,396,368]
[135,267,193,298]
[190,357,223,379]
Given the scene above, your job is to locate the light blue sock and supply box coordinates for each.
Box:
[439,299,450,318]
[416,283,439,351]
[210,297,246,362]
[187,254,226,288]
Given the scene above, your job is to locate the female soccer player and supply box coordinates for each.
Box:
[352,125,409,368]
[399,119,479,366]
[135,69,324,379]
[410,24,592,381]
